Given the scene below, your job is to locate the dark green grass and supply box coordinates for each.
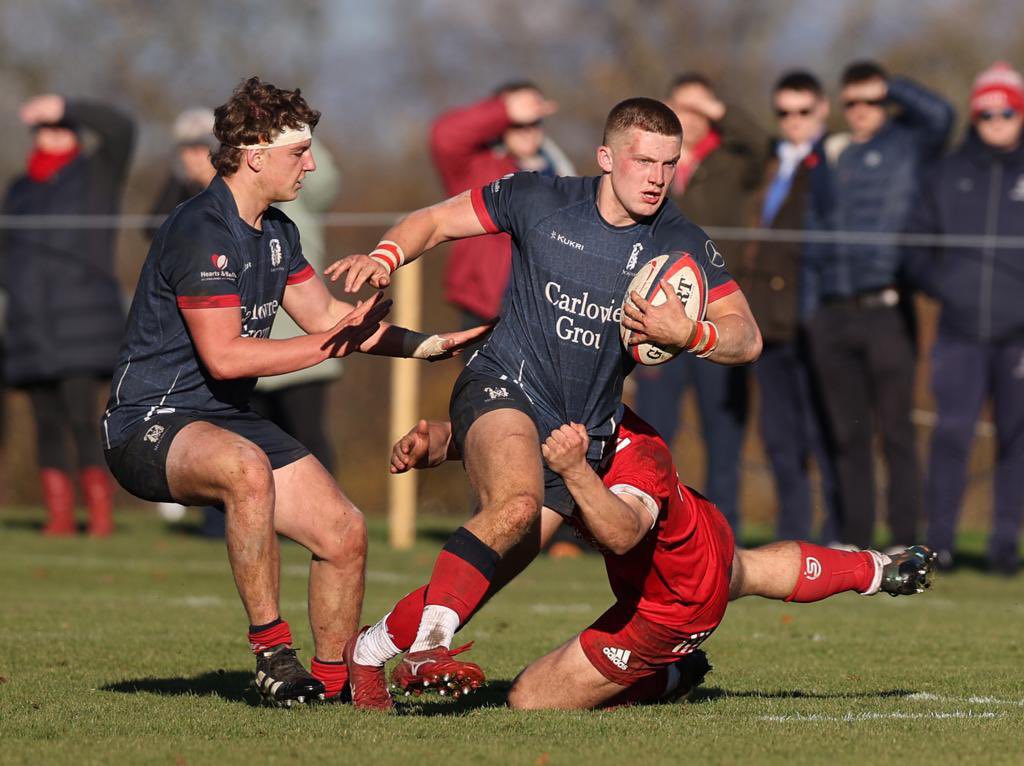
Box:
[1,508,1022,765]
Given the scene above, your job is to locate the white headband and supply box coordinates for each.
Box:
[234,123,312,150]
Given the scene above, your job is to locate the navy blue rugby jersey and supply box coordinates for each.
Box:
[468,172,738,454]
[102,175,314,448]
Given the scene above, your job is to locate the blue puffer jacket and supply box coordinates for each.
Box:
[905,131,1024,343]
[811,77,954,299]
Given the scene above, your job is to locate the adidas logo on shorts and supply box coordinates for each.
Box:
[602,646,631,671]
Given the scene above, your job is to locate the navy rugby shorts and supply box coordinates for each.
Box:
[104,410,309,504]
[449,367,604,517]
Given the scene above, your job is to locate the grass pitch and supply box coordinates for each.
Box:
[1,508,1022,766]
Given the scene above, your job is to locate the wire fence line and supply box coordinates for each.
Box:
[2,213,1024,250]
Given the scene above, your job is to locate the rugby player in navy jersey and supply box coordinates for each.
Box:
[101,78,488,707]
[327,98,762,709]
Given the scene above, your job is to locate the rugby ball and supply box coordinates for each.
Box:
[620,253,707,365]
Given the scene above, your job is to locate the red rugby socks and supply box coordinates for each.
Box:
[409,527,500,652]
[785,542,881,603]
[247,617,292,653]
[353,586,428,667]
[311,657,349,699]
[386,585,429,650]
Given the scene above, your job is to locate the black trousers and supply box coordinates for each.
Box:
[25,375,106,472]
[807,303,922,548]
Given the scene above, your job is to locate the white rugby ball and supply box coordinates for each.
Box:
[620,253,708,365]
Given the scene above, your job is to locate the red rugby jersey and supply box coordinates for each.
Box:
[572,406,734,631]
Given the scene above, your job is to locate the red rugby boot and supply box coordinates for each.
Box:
[390,643,485,698]
[344,627,394,711]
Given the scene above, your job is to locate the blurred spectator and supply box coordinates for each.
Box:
[145,107,219,528]
[806,61,953,549]
[906,62,1024,574]
[146,107,218,238]
[0,94,135,536]
[633,72,769,533]
[430,81,575,334]
[735,70,839,540]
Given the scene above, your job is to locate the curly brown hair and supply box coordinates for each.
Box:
[211,76,321,175]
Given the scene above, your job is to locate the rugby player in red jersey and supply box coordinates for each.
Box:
[374,408,936,710]
[102,77,488,707]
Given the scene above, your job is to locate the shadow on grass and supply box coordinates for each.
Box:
[1,517,49,532]
[101,670,256,705]
[394,680,512,716]
[690,687,916,703]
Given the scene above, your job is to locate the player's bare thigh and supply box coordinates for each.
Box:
[165,420,273,505]
[271,454,366,560]
[507,635,622,710]
[461,408,545,552]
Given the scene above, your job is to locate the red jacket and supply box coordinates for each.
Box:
[430,97,519,320]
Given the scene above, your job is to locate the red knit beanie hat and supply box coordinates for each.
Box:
[970,62,1024,116]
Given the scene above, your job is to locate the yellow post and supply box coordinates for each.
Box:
[387,258,422,549]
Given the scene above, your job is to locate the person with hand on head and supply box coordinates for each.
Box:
[100,77,486,707]
[431,81,575,337]
[632,72,770,535]
[905,62,1024,575]
[0,93,135,537]
[805,60,954,551]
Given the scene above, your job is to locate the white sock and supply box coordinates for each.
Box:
[409,605,460,653]
[353,612,401,667]
[861,550,891,596]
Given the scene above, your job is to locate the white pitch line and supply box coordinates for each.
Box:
[761,711,1001,722]
[906,692,1024,706]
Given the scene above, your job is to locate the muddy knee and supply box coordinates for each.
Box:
[310,506,368,563]
[221,442,275,507]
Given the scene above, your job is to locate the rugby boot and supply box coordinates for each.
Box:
[343,627,393,711]
[661,649,712,704]
[879,545,938,596]
[80,466,115,537]
[390,642,485,698]
[254,644,325,707]
[40,468,76,536]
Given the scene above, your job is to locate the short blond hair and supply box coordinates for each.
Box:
[603,97,682,145]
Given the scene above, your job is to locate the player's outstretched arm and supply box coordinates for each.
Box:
[324,190,488,293]
[542,424,652,555]
[389,419,460,474]
[622,281,762,365]
[181,292,390,379]
[282,274,493,360]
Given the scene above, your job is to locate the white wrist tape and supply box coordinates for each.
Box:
[368,240,406,275]
[410,334,448,360]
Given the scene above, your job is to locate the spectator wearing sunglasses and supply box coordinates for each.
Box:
[805,61,953,551]
[905,62,1024,574]
[734,70,839,542]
